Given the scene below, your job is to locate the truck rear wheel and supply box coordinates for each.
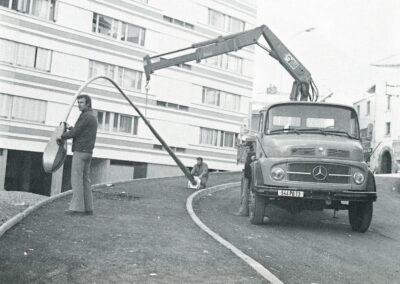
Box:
[348,201,373,233]
[249,188,265,225]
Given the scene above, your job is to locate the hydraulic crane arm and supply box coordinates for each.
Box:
[143,24,318,101]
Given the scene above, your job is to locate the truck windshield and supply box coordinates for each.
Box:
[265,104,360,139]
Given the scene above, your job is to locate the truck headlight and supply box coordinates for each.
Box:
[271,167,285,181]
[353,171,365,185]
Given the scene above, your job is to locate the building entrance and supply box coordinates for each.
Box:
[5,150,52,195]
[381,151,392,173]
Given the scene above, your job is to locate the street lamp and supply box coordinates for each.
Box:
[320,92,334,102]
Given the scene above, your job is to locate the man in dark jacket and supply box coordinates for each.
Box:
[238,143,255,216]
[58,95,98,215]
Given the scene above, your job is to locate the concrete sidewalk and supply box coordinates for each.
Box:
[0,173,268,284]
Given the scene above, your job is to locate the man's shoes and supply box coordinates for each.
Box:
[234,211,249,217]
[64,210,82,215]
[64,210,92,216]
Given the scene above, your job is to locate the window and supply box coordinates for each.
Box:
[200,127,219,146]
[0,93,12,118]
[220,131,237,148]
[0,39,52,71]
[0,0,10,8]
[0,39,16,64]
[224,54,242,73]
[156,101,167,107]
[272,116,301,127]
[267,104,360,138]
[97,110,138,135]
[153,144,163,150]
[221,92,240,111]
[1,0,56,20]
[208,9,225,30]
[386,122,391,135]
[205,54,243,73]
[89,60,142,91]
[163,15,194,30]
[387,95,391,110]
[208,8,245,32]
[92,13,146,46]
[12,96,47,123]
[202,87,240,111]
[356,105,360,115]
[366,101,370,116]
[202,87,220,107]
[153,144,186,153]
[156,100,189,111]
[306,118,335,128]
[0,94,46,123]
[200,127,238,148]
[229,17,244,33]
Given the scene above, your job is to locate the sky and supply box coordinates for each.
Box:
[254,0,400,105]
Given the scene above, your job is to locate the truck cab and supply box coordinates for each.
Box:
[245,102,377,232]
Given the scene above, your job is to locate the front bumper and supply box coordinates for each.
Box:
[254,185,377,202]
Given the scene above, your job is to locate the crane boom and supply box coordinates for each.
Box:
[143,25,318,101]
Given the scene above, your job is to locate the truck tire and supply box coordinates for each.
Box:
[348,201,373,233]
[249,188,265,225]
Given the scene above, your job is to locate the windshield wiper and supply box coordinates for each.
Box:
[289,128,357,139]
[296,128,327,135]
[269,127,299,134]
[322,130,357,139]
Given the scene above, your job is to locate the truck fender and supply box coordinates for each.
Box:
[366,170,376,192]
[251,161,264,191]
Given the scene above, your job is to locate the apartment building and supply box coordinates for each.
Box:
[0,0,257,195]
[353,54,400,173]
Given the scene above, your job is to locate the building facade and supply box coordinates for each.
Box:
[353,54,400,173]
[0,0,257,195]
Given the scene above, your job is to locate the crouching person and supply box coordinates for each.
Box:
[191,157,209,189]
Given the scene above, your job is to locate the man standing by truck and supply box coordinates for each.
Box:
[238,143,255,216]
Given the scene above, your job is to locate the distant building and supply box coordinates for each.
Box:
[353,53,400,173]
[0,0,257,195]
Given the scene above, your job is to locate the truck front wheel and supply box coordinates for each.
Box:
[348,201,373,233]
[249,188,266,225]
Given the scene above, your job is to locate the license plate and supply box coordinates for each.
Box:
[278,190,304,198]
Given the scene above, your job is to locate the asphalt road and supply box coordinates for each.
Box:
[0,173,269,284]
[195,181,400,284]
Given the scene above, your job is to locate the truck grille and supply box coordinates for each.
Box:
[287,162,350,184]
[291,147,315,156]
[327,149,350,158]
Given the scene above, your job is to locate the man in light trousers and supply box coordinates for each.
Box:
[58,94,98,215]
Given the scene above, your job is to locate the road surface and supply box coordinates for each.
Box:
[0,173,269,284]
[195,180,400,284]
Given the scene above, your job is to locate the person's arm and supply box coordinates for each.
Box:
[199,163,208,178]
[60,113,88,140]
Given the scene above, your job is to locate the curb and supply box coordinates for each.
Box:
[0,172,236,239]
[0,190,72,239]
[186,182,283,284]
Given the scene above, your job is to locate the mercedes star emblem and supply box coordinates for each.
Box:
[312,165,328,181]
